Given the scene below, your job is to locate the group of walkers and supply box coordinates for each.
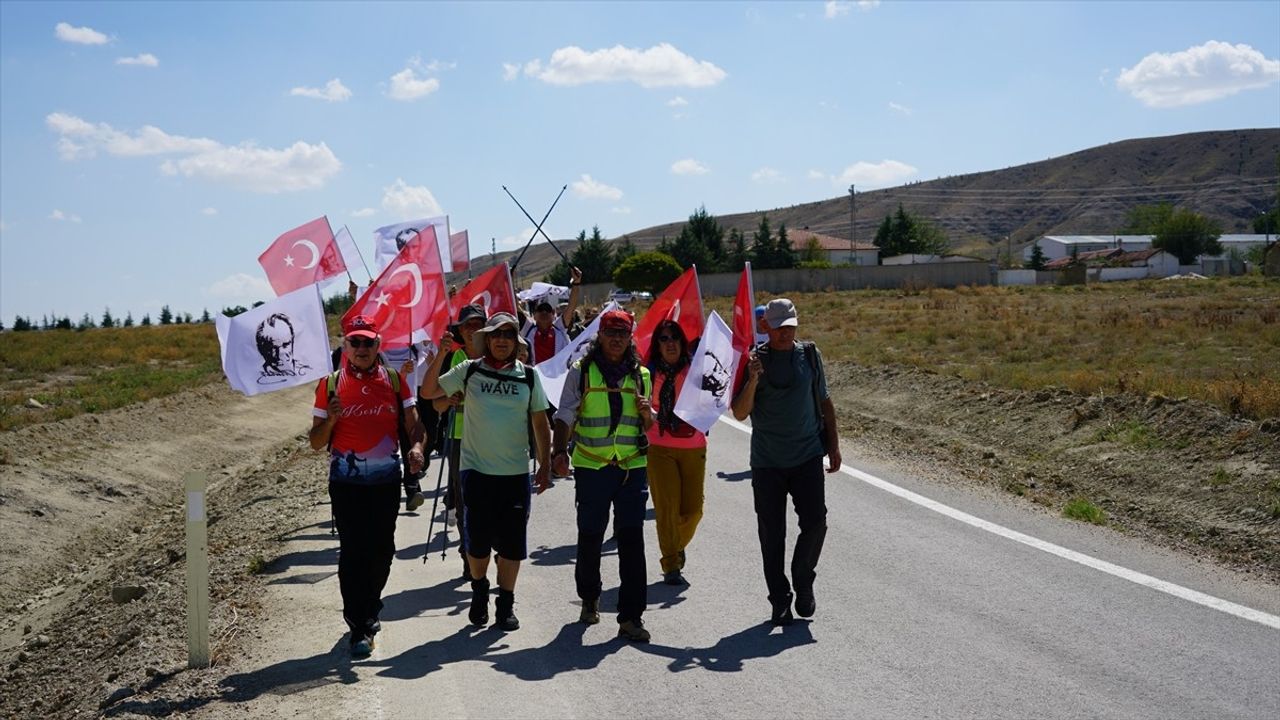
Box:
[310,273,841,657]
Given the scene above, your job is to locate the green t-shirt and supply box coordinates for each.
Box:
[438,359,550,475]
[747,342,828,468]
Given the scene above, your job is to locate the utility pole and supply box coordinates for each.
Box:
[491,238,496,269]
[848,184,856,264]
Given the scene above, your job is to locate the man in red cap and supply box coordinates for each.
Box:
[552,308,655,642]
[310,315,425,657]
[521,266,582,365]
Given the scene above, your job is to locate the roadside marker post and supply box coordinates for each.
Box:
[185,472,210,669]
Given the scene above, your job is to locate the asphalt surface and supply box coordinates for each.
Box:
[216,419,1280,719]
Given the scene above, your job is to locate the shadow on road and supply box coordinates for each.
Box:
[715,469,752,483]
[380,577,471,622]
[639,621,816,672]
[478,621,625,680]
[372,626,504,680]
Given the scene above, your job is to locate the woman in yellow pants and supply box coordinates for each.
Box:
[644,320,707,585]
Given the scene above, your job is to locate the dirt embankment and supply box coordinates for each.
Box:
[0,365,1276,717]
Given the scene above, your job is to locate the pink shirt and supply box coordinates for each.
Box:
[646,366,708,449]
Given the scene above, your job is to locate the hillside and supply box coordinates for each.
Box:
[482,128,1279,282]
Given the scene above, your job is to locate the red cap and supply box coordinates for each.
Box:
[342,315,379,339]
[599,309,633,333]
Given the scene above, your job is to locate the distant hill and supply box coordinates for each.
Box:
[471,128,1280,283]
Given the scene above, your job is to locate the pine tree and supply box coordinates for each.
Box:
[750,215,774,267]
[159,305,173,325]
[101,307,115,328]
[725,228,749,271]
[569,226,615,284]
[773,223,796,269]
[141,314,152,326]
[1028,244,1047,271]
[123,312,134,327]
[200,308,211,323]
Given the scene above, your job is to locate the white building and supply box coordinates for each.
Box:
[789,228,879,266]
[1024,234,1272,262]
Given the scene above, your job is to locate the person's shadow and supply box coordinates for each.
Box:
[639,621,816,673]
[716,470,752,483]
[476,620,626,681]
[205,638,361,707]
[379,577,471,622]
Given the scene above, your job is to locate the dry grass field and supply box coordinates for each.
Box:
[706,275,1280,420]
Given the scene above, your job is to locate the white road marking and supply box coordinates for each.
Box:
[719,415,1280,631]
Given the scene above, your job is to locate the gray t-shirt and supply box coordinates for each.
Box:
[747,342,828,468]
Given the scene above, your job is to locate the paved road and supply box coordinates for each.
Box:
[213,419,1280,719]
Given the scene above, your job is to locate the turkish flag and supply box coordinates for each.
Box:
[730,262,756,393]
[258,216,345,296]
[343,226,448,350]
[449,230,470,273]
[635,267,704,363]
[451,262,517,319]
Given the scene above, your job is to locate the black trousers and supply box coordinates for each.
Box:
[329,480,400,636]
[751,456,827,603]
[574,465,648,623]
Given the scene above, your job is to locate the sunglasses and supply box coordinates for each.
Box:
[656,334,680,343]
[488,328,518,340]
[346,337,377,348]
[601,328,631,339]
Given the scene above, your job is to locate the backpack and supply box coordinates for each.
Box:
[575,356,652,456]
[461,360,539,458]
[756,341,828,452]
[325,366,416,476]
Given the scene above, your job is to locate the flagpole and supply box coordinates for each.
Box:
[344,224,375,284]
[505,184,569,274]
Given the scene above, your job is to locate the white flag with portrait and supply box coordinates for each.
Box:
[215,284,332,397]
[536,301,620,406]
[674,310,738,433]
[373,216,450,273]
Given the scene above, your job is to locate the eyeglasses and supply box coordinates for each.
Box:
[489,328,517,339]
[601,328,631,339]
[346,337,377,348]
[656,335,679,343]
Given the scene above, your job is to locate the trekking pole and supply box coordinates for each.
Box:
[424,407,455,563]
[505,184,568,274]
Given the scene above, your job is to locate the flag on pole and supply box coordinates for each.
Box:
[372,216,450,273]
[635,267,704,363]
[673,310,737,433]
[451,262,517,318]
[215,284,331,396]
[516,281,570,305]
[257,216,345,296]
[730,262,756,393]
[449,230,470,273]
[535,301,621,406]
[344,226,449,350]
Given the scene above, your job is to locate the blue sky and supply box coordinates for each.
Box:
[2,0,1278,323]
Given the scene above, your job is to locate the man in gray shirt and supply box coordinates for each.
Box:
[731,298,841,626]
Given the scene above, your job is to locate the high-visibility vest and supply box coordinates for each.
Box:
[447,349,467,439]
[571,361,651,471]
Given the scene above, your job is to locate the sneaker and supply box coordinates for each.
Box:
[771,593,795,626]
[617,619,651,643]
[795,589,816,618]
[495,590,519,632]
[350,634,374,657]
[469,578,490,627]
[662,570,688,586]
[405,489,426,512]
[579,598,600,625]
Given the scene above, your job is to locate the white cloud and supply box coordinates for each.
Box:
[1117,41,1280,108]
[381,178,443,219]
[825,1,878,18]
[610,206,632,215]
[502,63,521,81]
[1098,68,1111,84]
[667,96,688,107]
[424,59,456,73]
[751,167,783,183]
[116,53,159,67]
[671,158,709,176]
[496,227,536,252]
[388,67,440,100]
[807,169,827,181]
[521,43,726,88]
[200,207,217,216]
[49,209,82,223]
[207,273,273,302]
[831,159,917,188]
[290,78,352,102]
[570,174,624,200]
[888,101,912,115]
[55,22,108,45]
[46,112,341,193]
[351,207,377,217]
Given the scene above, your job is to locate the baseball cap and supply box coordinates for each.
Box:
[754,305,766,319]
[599,309,634,333]
[456,303,486,325]
[763,298,798,329]
[342,315,379,339]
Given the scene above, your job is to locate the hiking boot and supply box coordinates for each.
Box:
[617,619,651,643]
[662,570,688,586]
[495,589,519,632]
[579,598,600,625]
[468,578,490,627]
[405,486,425,512]
[350,634,374,657]
[795,589,816,618]
[771,593,795,626]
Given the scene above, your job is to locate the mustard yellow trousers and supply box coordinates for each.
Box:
[646,444,706,574]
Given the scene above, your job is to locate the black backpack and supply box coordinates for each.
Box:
[461,360,539,458]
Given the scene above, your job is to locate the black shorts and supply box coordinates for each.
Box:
[460,470,532,561]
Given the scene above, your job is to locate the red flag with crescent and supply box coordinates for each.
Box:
[635,266,704,363]
[449,230,470,273]
[258,216,345,296]
[730,262,756,392]
[451,263,517,319]
[343,226,448,350]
